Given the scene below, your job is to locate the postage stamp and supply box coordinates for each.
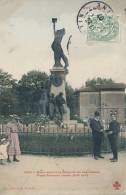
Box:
[87,14,119,41]
[77,0,120,42]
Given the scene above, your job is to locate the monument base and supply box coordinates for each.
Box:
[50,66,66,97]
[47,120,87,133]
[49,120,77,126]
[63,105,70,121]
[50,66,70,120]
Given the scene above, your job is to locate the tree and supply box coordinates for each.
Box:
[16,70,49,114]
[18,71,49,89]
[0,69,16,88]
[0,88,17,115]
[85,77,114,88]
[0,69,17,115]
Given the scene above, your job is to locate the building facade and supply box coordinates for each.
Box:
[78,83,126,123]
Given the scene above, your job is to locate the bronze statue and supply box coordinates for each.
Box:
[51,28,69,71]
[55,92,66,121]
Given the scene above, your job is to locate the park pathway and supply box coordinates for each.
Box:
[0,152,126,195]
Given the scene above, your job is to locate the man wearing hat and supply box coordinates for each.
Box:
[106,114,120,162]
[90,111,104,160]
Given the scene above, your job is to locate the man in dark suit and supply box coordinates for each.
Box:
[106,114,120,162]
[90,111,104,160]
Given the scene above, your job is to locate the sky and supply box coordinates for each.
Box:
[0,0,126,88]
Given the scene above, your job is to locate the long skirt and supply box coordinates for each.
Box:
[7,132,21,156]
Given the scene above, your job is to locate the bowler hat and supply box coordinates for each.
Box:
[94,111,100,116]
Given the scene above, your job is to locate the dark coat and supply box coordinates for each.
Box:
[90,119,103,132]
[107,120,120,135]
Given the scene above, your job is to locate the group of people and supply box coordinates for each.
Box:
[90,111,120,162]
[0,115,21,165]
[39,91,66,122]
[0,110,120,164]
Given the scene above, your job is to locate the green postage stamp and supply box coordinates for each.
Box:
[77,1,120,42]
[87,14,119,41]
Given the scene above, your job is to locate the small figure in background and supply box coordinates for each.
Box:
[48,93,56,120]
[0,138,9,165]
[7,115,21,162]
[39,90,48,115]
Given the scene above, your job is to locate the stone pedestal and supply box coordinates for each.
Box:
[50,67,66,99]
[50,66,70,120]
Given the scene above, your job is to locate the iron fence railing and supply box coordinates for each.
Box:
[0,122,126,155]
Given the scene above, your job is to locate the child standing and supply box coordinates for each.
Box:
[0,138,9,165]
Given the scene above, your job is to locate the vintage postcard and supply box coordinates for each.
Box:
[0,0,126,195]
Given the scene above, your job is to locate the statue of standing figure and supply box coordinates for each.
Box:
[48,93,55,120]
[51,28,69,72]
[48,92,66,122]
[55,92,66,121]
[39,90,48,115]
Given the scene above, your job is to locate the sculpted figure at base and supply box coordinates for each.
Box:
[48,93,55,120]
[55,92,66,121]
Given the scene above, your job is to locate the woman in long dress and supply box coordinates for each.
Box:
[7,115,21,162]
